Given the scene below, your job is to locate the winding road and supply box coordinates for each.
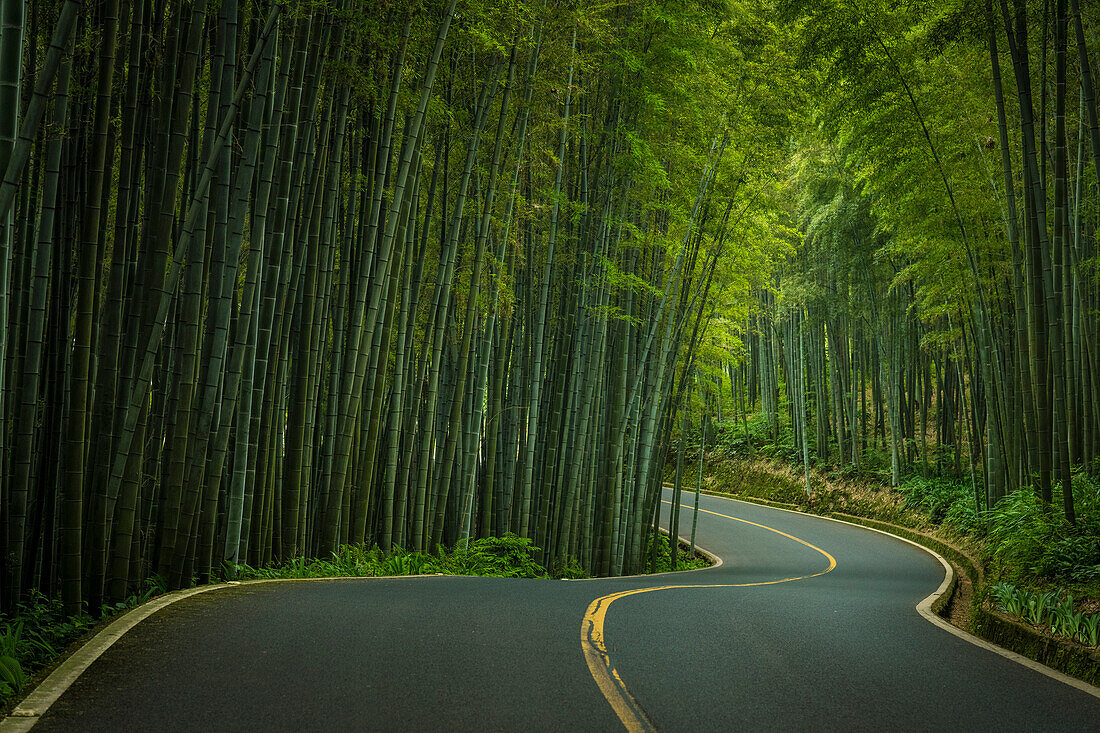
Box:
[10,489,1100,731]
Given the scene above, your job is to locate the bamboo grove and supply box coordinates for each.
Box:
[722,1,1100,526]
[0,0,796,613]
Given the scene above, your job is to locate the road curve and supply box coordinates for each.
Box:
[14,489,1100,732]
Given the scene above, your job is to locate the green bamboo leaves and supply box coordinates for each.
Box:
[762,0,1100,526]
[0,0,795,618]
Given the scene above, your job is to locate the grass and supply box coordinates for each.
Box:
[647,533,711,573]
[226,534,557,581]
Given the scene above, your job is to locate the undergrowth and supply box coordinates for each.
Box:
[988,582,1100,647]
[0,576,166,709]
[647,533,711,573]
[226,534,555,581]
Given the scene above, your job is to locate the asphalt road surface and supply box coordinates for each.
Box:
[25,489,1100,731]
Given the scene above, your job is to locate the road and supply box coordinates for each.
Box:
[20,489,1100,731]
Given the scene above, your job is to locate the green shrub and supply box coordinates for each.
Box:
[230,534,548,581]
[988,582,1099,647]
[645,534,710,574]
[899,476,981,531]
[1079,614,1100,647]
[714,413,781,455]
[551,555,591,579]
[0,622,27,701]
[380,549,440,576]
[437,535,546,578]
[984,478,1100,586]
[989,582,1026,616]
[1024,590,1057,626]
[0,591,101,707]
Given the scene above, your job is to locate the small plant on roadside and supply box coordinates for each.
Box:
[988,582,1099,648]
[646,533,710,574]
[380,549,439,576]
[1024,590,1057,627]
[552,555,591,580]
[1077,614,1100,647]
[0,622,27,701]
[1048,595,1083,640]
[128,574,168,606]
[0,591,103,707]
[989,582,1026,616]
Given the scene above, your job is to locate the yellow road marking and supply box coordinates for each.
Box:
[671,501,838,574]
[581,500,837,732]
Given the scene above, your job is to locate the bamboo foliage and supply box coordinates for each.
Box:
[0,0,793,614]
[734,0,1100,526]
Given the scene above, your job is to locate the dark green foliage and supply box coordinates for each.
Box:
[0,574,170,707]
[645,534,710,574]
[899,477,982,532]
[0,625,27,702]
[716,410,794,458]
[229,535,553,580]
[0,593,92,707]
[988,582,1100,647]
[551,556,591,580]
[452,535,548,578]
[983,478,1100,586]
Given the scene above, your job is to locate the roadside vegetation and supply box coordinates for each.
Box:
[0,577,166,711]
[989,583,1100,648]
[229,534,565,581]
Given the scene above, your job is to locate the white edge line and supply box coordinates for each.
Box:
[0,574,451,731]
[701,490,1100,700]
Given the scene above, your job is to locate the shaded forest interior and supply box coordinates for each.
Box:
[1,0,1098,618]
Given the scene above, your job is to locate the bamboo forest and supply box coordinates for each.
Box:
[2,0,1100,706]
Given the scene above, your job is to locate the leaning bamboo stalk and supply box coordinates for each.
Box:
[103,5,285,559]
[0,0,79,221]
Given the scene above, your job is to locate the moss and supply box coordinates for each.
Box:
[972,606,1100,686]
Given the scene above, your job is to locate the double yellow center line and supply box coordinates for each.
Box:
[580,501,838,732]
